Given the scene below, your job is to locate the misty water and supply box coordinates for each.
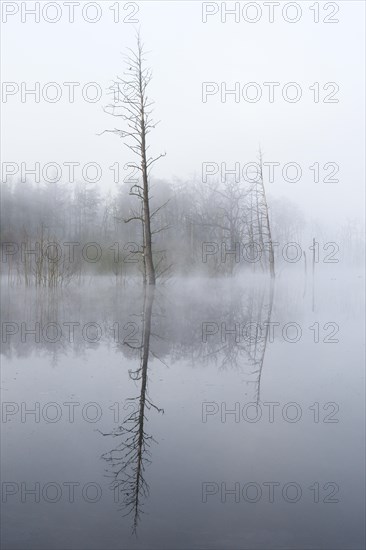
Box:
[1,270,364,550]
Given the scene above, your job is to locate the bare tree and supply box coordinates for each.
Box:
[101,33,165,285]
[252,148,275,278]
[192,177,251,276]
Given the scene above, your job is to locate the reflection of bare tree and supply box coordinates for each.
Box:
[99,287,163,534]
[252,282,275,403]
[198,282,275,401]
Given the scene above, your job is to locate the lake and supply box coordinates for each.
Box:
[1,271,365,549]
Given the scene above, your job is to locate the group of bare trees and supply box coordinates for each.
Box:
[3,170,362,285]
[106,35,278,283]
[2,35,362,286]
[100,33,278,284]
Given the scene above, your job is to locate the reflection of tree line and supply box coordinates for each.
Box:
[1,285,143,360]
[2,282,276,368]
[2,281,275,531]
[98,282,274,533]
[2,282,276,377]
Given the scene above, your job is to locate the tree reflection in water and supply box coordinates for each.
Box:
[99,287,164,534]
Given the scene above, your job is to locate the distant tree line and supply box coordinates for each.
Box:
[1,175,363,287]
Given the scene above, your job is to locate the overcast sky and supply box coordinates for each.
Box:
[1,0,365,226]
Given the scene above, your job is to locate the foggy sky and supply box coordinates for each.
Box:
[1,0,365,226]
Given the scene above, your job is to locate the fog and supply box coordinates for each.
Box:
[2,1,365,226]
[1,1,365,549]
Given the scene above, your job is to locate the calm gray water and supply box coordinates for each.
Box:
[1,272,365,549]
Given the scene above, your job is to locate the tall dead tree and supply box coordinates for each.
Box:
[102,34,165,285]
[253,148,275,278]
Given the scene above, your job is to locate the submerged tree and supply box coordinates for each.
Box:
[102,33,165,285]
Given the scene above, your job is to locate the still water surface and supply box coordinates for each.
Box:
[1,273,365,549]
